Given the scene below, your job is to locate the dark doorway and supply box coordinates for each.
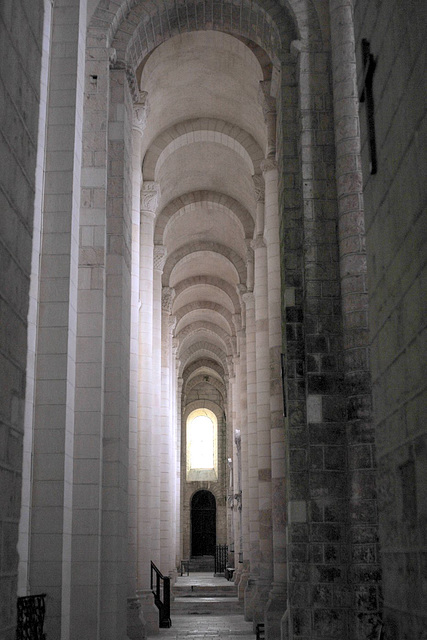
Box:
[191,490,216,556]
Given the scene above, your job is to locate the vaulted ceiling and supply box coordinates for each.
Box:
[138,30,268,403]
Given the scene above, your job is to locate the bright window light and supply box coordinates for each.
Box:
[188,415,214,469]
[186,408,218,481]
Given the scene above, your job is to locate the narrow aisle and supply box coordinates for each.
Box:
[147,573,256,640]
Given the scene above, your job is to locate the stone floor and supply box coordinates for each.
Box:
[147,573,256,640]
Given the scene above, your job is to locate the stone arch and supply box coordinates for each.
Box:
[185,373,225,395]
[155,191,255,245]
[179,341,229,376]
[88,0,329,74]
[177,323,234,357]
[175,301,235,337]
[184,374,226,400]
[101,0,298,69]
[173,276,242,315]
[143,118,264,180]
[162,241,247,287]
[182,358,225,384]
[183,400,224,423]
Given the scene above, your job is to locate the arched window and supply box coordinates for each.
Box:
[186,408,218,481]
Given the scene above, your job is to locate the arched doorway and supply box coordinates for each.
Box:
[191,490,216,556]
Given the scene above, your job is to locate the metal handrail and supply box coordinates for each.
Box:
[214,544,228,574]
[150,562,171,628]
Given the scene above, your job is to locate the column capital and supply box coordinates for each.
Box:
[133,91,149,136]
[242,290,255,306]
[251,234,266,250]
[162,286,176,313]
[153,244,167,272]
[168,315,177,334]
[232,312,242,333]
[258,81,276,119]
[141,181,160,217]
[252,174,265,203]
[261,157,278,174]
[226,355,235,378]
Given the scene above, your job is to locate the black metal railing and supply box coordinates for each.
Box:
[16,594,46,640]
[150,562,171,628]
[214,544,228,574]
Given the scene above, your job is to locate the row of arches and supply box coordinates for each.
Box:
[11,0,382,638]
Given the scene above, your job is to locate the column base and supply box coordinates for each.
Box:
[281,607,290,640]
[127,597,146,640]
[244,577,258,621]
[169,568,178,589]
[137,590,159,635]
[265,584,287,640]
[237,569,250,601]
[252,579,271,629]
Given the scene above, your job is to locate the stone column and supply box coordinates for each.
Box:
[329,2,380,636]
[137,182,159,634]
[151,245,167,570]
[236,320,247,581]
[160,287,175,575]
[127,93,148,639]
[17,0,53,601]
[169,334,179,577]
[176,376,184,564]
[27,1,86,636]
[262,156,288,637]
[241,291,258,602]
[246,227,273,624]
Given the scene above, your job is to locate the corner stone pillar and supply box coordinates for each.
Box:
[246,227,273,624]
[329,1,381,635]
[262,157,288,637]
[137,181,160,634]
[160,287,176,575]
[241,291,258,601]
[128,92,149,639]
[152,245,167,570]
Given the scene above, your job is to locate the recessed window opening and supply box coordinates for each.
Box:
[186,408,218,481]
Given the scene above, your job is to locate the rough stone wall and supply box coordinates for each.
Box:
[279,32,359,636]
[353,1,427,638]
[0,1,44,637]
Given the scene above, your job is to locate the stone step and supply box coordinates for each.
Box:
[171,596,243,615]
[173,584,237,598]
[188,556,215,572]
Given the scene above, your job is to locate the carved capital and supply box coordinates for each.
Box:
[226,355,234,378]
[258,81,276,119]
[252,174,265,203]
[168,315,177,333]
[242,290,255,306]
[141,182,160,215]
[261,157,278,174]
[162,286,176,313]
[251,234,266,250]
[109,47,118,67]
[133,91,149,135]
[153,245,167,271]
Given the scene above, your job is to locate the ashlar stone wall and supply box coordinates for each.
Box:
[0,1,44,637]
[353,1,427,638]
